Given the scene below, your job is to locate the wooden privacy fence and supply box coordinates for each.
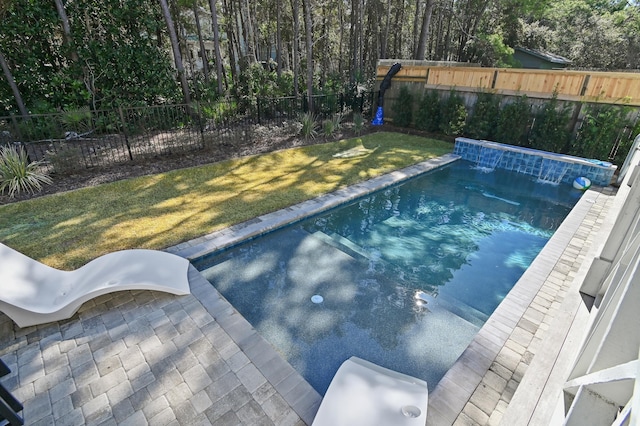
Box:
[376,62,640,106]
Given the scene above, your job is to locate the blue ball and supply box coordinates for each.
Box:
[573,177,591,190]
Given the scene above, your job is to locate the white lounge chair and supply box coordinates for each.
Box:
[0,243,191,328]
[312,356,428,426]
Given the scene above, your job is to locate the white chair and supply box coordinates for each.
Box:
[0,243,190,328]
[312,356,428,426]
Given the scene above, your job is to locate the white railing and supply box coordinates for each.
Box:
[563,135,640,426]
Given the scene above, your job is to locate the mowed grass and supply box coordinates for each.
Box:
[0,132,452,269]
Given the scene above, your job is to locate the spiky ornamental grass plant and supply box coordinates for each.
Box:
[0,145,53,198]
[323,118,336,137]
[300,112,318,139]
[352,113,364,135]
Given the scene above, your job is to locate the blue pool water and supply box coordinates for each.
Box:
[195,160,582,394]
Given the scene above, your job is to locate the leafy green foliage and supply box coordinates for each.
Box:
[300,112,318,139]
[61,107,92,133]
[495,95,532,146]
[236,64,294,113]
[439,91,467,136]
[0,0,180,113]
[532,0,638,69]
[392,86,414,128]
[465,92,500,140]
[352,113,365,135]
[321,114,344,137]
[0,145,52,197]
[322,119,336,137]
[46,144,84,175]
[465,33,516,68]
[529,95,572,153]
[0,2,66,113]
[572,104,636,162]
[415,90,441,132]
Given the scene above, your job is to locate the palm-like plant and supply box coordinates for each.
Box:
[0,145,53,198]
[300,112,318,139]
[352,113,364,135]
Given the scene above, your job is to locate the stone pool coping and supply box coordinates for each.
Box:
[169,153,460,262]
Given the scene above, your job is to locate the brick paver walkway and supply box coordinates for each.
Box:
[0,266,319,425]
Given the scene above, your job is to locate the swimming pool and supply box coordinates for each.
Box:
[194,160,582,395]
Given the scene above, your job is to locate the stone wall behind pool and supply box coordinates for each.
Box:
[454,138,617,186]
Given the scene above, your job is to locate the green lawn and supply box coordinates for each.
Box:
[0,132,452,270]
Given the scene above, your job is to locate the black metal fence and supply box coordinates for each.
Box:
[0,93,374,174]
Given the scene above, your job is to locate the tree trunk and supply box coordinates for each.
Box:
[414,0,435,59]
[412,0,422,56]
[276,0,282,75]
[291,0,300,95]
[350,0,363,82]
[0,49,29,117]
[53,0,79,63]
[208,0,225,94]
[392,0,405,58]
[320,5,328,88]
[240,0,257,63]
[338,0,345,76]
[222,0,239,87]
[381,0,392,58]
[455,0,490,61]
[363,0,381,76]
[303,0,313,112]
[159,0,191,106]
[193,1,210,83]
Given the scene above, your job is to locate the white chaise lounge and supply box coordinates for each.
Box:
[312,356,428,426]
[0,243,191,328]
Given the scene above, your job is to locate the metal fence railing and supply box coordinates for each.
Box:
[0,93,373,175]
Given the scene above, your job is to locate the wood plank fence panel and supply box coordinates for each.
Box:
[376,63,640,106]
[585,74,640,103]
[427,67,494,89]
[494,69,585,97]
[377,65,429,80]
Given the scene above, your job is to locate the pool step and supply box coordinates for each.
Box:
[310,231,374,261]
[434,293,489,328]
[310,230,489,328]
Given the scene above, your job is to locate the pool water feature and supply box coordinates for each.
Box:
[455,137,617,186]
[194,160,582,395]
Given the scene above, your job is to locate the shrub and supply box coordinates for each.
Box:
[60,106,92,133]
[352,113,365,135]
[322,119,336,137]
[330,113,343,133]
[495,95,532,146]
[321,113,343,137]
[392,85,414,128]
[0,145,53,197]
[465,92,500,140]
[439,90,467,136]
[300,112,318,139]
[415,90,441,132]
[529,95,571,153]
[46,143,84,175]
[572,104,635,163]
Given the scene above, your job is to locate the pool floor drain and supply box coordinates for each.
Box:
[311,295,324,304]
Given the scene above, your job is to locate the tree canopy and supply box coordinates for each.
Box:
[0,0,639,115]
